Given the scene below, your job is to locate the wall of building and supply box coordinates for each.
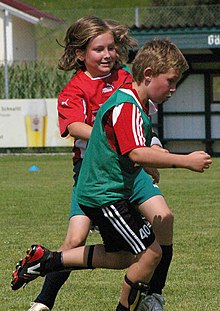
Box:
[12,15,36,62]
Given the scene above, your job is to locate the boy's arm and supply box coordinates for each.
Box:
[129,147,212,173]
[67,122,92,140]
[111,102,211,173]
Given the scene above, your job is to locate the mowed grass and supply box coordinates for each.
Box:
[0,154,219,311]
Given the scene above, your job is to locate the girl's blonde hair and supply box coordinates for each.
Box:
[58,16,137,71]
[104,19,137,65]
[132,39,189,84]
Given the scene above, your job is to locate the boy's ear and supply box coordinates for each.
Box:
[143,67,153,82]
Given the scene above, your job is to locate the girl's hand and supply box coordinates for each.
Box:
[151,144,169,153]
[144,167,160,184]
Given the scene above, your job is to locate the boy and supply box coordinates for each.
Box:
[11,39,212,311]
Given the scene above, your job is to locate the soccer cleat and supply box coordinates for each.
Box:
[137,293,165,311]
[11,244,51,291]
[28,302,50,311]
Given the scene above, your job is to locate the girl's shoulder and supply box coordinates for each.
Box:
[110,66,132,81]
[62,69,90,90]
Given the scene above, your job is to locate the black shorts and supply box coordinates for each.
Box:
[80,200,155,255]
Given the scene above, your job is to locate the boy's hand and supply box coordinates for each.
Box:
[186,151,212,172]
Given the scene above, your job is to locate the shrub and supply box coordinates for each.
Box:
[0,62,73,99]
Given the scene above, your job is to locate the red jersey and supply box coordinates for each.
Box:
[104,85,149,155]
[58,67,132,162]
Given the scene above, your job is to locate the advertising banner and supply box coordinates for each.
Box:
[0,99,73,148]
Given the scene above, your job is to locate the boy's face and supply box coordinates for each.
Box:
[147,68,181,104]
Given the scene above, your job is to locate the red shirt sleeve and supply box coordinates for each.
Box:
[57,80,87,137]
[105,102,146,155]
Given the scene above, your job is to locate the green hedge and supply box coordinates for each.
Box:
[0,62,73,99]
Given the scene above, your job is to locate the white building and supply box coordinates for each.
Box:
[131,6,220,156]
[0,0,62,64]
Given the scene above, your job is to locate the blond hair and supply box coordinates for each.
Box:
[58,16,137,72]
[104,19,137,64]
[132,39,189,84]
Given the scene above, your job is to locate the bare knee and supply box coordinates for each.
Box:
[139,196,174,244]
[61,236,87,251]
[59,215,91,251]
[152,210,174,244]
[157,209,174,229]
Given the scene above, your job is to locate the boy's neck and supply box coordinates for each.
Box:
[132,81,148,104]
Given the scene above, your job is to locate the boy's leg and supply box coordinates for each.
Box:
[138,195,173,296]
[117,240,161,310]
[11,243,133,291]
[12,200,161,309]
[81,200,162,310]
[12,243,149,311]
[131,170,174,297]
[116,275,149,311]
[11,199,137,291]
[11,243,98,291]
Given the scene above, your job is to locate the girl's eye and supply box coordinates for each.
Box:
[95,48,103,52]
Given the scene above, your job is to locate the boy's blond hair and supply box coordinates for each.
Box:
[132,39,189,84]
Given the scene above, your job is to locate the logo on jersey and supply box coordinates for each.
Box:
[102,83,114,94]
[61,98,69,106]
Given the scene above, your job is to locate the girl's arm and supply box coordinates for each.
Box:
[67,122,92,141]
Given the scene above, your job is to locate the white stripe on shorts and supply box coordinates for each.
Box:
[102,204,146,254]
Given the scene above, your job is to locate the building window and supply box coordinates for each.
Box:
[212,75,220,103]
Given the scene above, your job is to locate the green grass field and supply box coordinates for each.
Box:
[0,155,219,310]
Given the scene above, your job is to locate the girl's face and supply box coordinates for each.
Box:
[147,68,181,104]
[81,32,117,78]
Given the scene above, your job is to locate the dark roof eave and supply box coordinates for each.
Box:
[130,24,220,31]
[130,24,220,51]
[0,0,63,23]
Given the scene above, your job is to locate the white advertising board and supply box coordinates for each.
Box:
[0,99,73,147]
